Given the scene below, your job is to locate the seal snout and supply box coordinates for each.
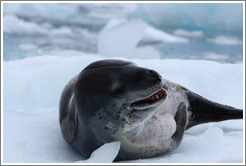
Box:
[145,69,162,85]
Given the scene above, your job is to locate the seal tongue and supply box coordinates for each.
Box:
[130,88,167,108]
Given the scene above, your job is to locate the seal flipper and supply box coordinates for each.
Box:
[186,91,243,130]
[171,102,187,148]
[59,77,78,144]
[60,106,78,144]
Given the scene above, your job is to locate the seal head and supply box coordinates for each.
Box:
[74,60,168,145]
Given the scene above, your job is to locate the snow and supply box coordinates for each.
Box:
[3,54,243,164]
[131,46,160,59]
[201,52,241,62]
[121,122,243,163]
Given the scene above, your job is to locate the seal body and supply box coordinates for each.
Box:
[59,60,243,161]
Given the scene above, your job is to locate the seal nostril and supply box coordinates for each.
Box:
[147,70,156,75]
[145,70,162,84]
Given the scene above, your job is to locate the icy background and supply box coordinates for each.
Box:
[2,3,244,164]
[3,3,243,63]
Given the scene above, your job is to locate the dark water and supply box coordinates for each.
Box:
[156,41,243,63]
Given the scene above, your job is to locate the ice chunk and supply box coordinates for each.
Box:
[3,3,77,18]
[207,36,243,45]
[76,142,121,163]
[3,14,73,36]
[98,19,147,57]
[133,3,243,37]
[82,3,138,19]
[3,14,48,34]
[173,29,204,38]
[97,19,187,59]
[142,26,189,43]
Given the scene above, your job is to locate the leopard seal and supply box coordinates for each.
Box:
[59,59,243,161]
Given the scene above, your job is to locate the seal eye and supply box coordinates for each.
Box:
[112,85,124,96]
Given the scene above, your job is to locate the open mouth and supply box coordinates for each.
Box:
[130,86,167,109]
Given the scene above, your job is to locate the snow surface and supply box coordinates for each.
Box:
[3,54,243,164]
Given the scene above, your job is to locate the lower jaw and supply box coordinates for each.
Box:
[130,97,166,110]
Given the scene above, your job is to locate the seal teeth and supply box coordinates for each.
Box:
[130,87,167,108]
